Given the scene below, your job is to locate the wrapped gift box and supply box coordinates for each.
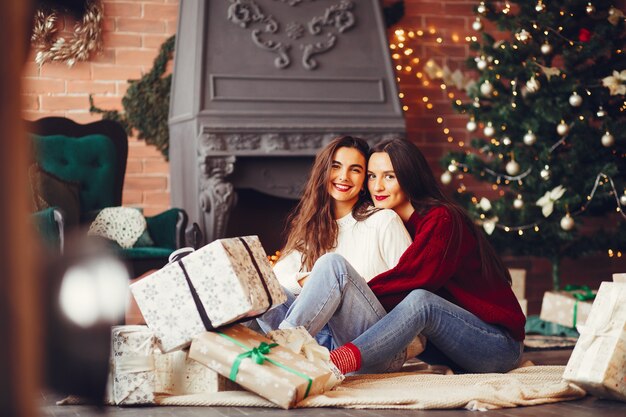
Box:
[107,325,239,405]
[125,270,156,325]
[563,282,626,401]
[130,236,286,352]
[539,289,595,328]
[154,348,240,395]
[189,324,332,409]
[508,268,526,300]
[107,325,156,405]
[518,299,528,317]
[613,273,626,283]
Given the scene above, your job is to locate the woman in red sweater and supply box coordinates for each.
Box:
[324,138,526,374]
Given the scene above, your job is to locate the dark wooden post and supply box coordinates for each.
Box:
[0,1,41,416]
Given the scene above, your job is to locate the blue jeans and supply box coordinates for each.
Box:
[262,253,523,374]
[354,289,524,374]
[258,253,387,351]
[255,280,337,349]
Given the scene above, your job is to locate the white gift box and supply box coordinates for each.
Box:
[107,325,237,405]
[563,282,626,401]
[518,299,528,317]
[613,273,626,283]
[107,325,156,405]
[508,268,526,300]
[154,348,239,395]
[130,235,286,352]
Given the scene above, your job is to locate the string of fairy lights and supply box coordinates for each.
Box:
[388,2,625,257]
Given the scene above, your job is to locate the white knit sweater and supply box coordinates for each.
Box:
[273,209,411,295]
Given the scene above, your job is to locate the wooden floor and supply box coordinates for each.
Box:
[40,349,626,417]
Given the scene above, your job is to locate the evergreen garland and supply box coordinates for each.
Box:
[90,35,175,159]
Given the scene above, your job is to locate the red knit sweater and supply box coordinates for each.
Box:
[368,206,526,341]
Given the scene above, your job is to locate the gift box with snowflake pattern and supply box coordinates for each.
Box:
[154,348,240,395]
[189,324,332,409]
[107,325,157,405]
[107,325,240,405]
[130,235,286,352]
[563,282,626,401]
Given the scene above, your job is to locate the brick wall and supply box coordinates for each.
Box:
[22,0,178,216]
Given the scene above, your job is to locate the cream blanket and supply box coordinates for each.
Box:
[156,365,586,410]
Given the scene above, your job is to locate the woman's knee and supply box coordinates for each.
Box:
[312,253,348,276]
[404,288,437,310]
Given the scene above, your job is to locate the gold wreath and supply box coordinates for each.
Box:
[30,0,103,67]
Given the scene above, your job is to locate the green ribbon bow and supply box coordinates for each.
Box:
[218,332,313,398]
[563,284,596,301]
[563,284,596,327]
[231,341,278,380]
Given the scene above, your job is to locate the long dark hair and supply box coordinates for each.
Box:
[283,136,373,271]
[371,138,511,284]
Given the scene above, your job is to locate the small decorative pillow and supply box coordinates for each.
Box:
[88,207,147,249]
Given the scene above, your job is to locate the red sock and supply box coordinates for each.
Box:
[329,343,362,374]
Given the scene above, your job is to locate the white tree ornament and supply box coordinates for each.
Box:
[536,185,566,217]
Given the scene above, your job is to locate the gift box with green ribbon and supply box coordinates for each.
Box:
[189,324,333,409]
[539,285,597,329]
[563,281,626,402]
[130,236,287,352]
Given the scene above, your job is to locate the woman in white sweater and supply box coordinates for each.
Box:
[273,209,410,295]
[259,136,411,349]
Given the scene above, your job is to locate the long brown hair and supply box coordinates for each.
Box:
[371,138,511,284]
[282,136,372,271]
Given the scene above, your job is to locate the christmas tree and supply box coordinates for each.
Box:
[439,1,626,290]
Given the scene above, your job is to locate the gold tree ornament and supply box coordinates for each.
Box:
[608,7,625,26]
[31,0,103,67]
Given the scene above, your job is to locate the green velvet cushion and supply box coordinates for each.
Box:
[31,133,117,222]
[29,164,81,227]
[145,208,181,249]
[134,228,155,247]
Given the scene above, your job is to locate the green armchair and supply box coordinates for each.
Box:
[32,206,64,252]
[27,117,194,276]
